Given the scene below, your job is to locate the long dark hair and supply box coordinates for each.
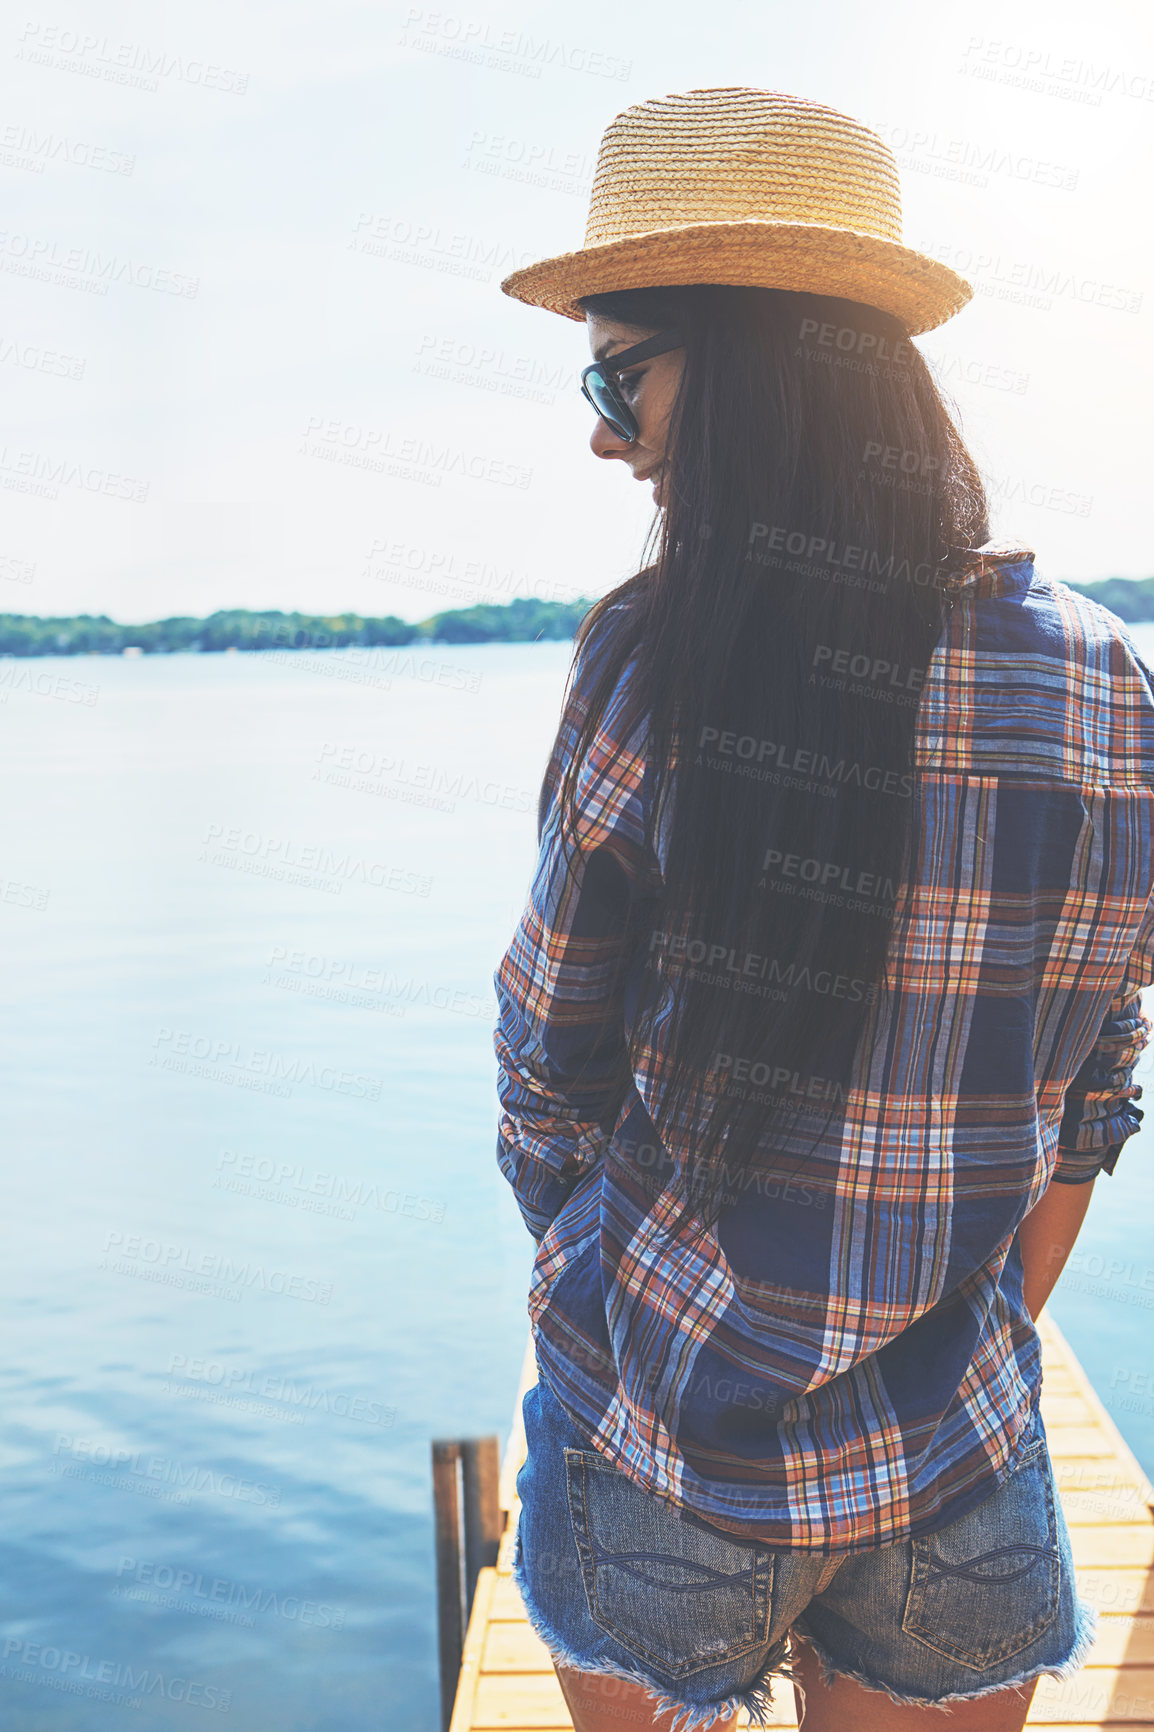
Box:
[545,282,989,1234]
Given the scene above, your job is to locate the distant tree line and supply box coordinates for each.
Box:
[1,578,1153,658]
[0,595,598,657]
[1063,577,1154,624]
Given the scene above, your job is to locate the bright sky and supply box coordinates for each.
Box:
[2,0,1151,623]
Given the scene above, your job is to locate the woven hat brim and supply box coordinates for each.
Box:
[500,221,971,336]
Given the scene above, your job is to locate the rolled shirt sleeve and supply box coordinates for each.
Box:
[1052,888,1154,1183]
[492,613,657,1241]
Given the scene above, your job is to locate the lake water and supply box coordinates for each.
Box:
[2,629,1153,1731]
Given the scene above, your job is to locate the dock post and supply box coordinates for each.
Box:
[462,1436,501,1607]
[432,1440,464,1731]
[433,1434,502,1731]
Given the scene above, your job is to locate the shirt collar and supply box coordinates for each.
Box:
[938,540,1036,599]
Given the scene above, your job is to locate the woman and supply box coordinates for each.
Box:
[491,89,1154,1731]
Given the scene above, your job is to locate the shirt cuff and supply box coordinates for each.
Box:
[1049,1140,1125,1185]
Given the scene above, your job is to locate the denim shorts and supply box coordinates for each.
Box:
[513,1369,1097,1732]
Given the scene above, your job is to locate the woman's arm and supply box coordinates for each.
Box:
[1017,1175,1096,1320]
[492,620,657,1243]
[1022,894,1154,1316]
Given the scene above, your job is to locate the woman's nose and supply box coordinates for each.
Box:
[589,416,632,462]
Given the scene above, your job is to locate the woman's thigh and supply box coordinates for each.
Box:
[552,1640,1038,1731]
[788,1633,1039,1731]
[553,1659,741,1732]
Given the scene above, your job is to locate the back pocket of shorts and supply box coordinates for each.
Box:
[564,1446,772,1678]
[901,1435,1061,1670]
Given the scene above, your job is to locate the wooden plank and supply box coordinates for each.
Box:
[1042,1366,1084,1392]
[1053,1468,1150,1524]
[471,1603,1154,1716]
[1076,1572,1154,1618]
[471,1672,572,1728]
[1069,1527,1154,1570]
[1079,1616,1154,1668]
[1044,1395,1109,1428]
[482,1619,556,1674]
[448,1568,497,1732]
[1047,1427,1131,1461]
[1039,1315,1154,1506]
[1064,1486,1154,1526]
[499,1336,538,1514]
[490,1573,536,1622]
[1029,1667,1154,1724]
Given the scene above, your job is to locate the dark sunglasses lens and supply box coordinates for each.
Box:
[584,372,634,439]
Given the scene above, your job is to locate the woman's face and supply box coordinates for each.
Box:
[584,313,684,510]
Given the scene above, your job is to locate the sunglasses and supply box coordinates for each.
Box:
[579,328,686,443]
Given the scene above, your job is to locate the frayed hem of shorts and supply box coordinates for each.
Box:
[510,1533,796,1732]
[792,1594,1100,1710]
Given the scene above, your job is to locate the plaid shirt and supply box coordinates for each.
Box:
[492,546,1154,1551]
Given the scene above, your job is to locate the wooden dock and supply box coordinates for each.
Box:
[448,1314,1154,1730]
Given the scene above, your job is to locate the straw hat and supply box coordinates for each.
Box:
[500,87,972,336]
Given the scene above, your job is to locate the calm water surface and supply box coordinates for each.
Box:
[2,629,1152,1730]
